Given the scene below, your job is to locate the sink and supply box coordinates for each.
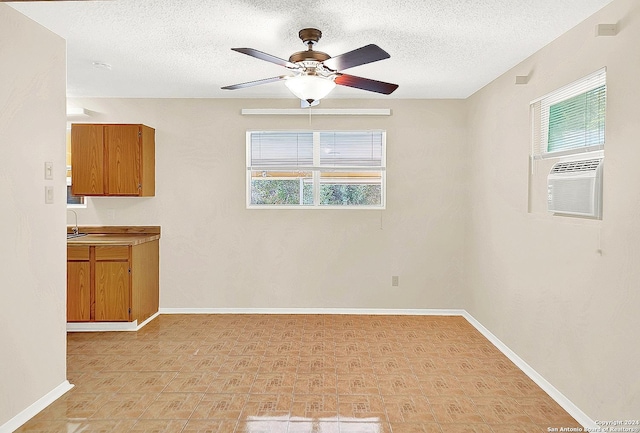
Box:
[67,233,87,239]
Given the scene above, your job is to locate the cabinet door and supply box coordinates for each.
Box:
[105,125,141,195]
[71,124,104,195]
[67,261,90,321]
[95,262,130,321]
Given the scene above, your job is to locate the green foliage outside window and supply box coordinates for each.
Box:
[320,184,381,206]
[251,179,314,205]
[251,180,381,206]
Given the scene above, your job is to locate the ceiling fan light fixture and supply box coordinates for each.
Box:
[285,74,336,104]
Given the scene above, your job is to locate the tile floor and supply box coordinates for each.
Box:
[16,314,583,432]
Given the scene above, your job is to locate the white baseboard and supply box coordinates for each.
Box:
[136,311,160,329]
[461,311,598,430]
[67,321,138,332]
[159,307,466,316]
[66,312,159,332]
[0,380,73,433]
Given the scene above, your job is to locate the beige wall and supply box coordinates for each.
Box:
[466,0,639,419]
[66,98,468,310]
[0,4,68,427]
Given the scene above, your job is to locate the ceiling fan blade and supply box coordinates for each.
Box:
[334,74,398,95]
[221,75,288,90]
[322,44,390,72]
[231,48,299,69]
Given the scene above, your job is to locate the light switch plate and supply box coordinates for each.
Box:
[45,186,54,204]
[44,161,53,180]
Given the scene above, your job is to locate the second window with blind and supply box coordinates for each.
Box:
[247,130,386,208]
[531,67,606,159]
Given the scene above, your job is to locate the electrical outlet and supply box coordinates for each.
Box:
[392,276,399,287]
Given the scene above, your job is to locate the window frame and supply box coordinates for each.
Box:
[66,174,86,208]
[246,130,386,210]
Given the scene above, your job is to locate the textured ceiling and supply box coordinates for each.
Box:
[10,0,613,99]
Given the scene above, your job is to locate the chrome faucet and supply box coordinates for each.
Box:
[68,209,79,235]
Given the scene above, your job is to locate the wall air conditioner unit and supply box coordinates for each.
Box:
[548,157,603,219]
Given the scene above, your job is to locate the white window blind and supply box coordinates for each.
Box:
[249,131,384,169]
[531,68,606,159]
[319,132,383,167]
[250,131,313,167]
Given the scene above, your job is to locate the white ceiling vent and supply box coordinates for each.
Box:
[548,157,603,219]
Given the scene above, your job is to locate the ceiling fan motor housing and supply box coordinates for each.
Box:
[289,28,331,64]
[299,28,322,45]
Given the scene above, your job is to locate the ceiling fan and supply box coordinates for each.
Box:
[221,28,399,107]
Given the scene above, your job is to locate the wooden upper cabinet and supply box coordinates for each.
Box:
[106,125,141,195]
[71,124,155,197]
[71,124,104,195]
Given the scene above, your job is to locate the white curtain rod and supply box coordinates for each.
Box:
[241,108,391,116]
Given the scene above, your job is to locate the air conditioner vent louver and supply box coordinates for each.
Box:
[550,158,602,174]
[548,157,603,219]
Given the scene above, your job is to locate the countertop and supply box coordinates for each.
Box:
[67,233,160,246]
[67,226,161,246]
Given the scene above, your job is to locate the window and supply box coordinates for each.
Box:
[531,68,606,159]
[247,130,386,208]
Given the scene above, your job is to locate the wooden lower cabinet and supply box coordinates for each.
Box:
[95,261,130,321]
[67,240,158,323]
[67,261,90,321]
